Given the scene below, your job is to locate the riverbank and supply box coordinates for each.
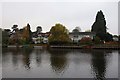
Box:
[3,44,48,49]
[50,42,120,49]
[3,43,120,50]
[50,45,119,50]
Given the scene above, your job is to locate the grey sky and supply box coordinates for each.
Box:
[2,2,118,35]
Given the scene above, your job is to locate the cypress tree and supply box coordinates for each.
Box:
[91,10,107,34]
[91,10,113,41]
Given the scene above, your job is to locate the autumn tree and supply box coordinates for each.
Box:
[48,23,71,45]
[22,23,32,44]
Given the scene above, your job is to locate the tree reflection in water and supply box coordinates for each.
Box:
[48,49,69,75]
[33,49,43,67]
[22,48,33,70]
[4,48,34,70]
[118,50,120,79]
[3,48,22,69]
[2,48,117,78]
[91,50,112,80]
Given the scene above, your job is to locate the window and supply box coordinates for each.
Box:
[73,35,78,38]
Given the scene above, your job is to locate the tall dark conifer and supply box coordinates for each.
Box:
[91,10,113,41]
[26,23,32,43]
[91,10,107,34]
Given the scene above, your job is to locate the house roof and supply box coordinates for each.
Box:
[69,32,96,35]
[32,32,51,38]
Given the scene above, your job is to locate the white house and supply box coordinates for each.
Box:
[69,27,96,43]
[32,32,50,44]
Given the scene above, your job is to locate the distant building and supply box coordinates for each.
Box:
[32,32,50,44]
[69,27,96,43]
[32,26,51,44]
[113,36,119,41]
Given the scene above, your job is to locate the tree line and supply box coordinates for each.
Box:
[1,10,120,46]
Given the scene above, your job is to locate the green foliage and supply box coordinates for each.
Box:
[118,35,120,42]
[91,10,113,42]
[93,36,101,44]
[91,10,107,34]
[0,29,2,44]
[96,32,113,42]
[48,23,71,45]
[19,38,28,45]
[2,30,9,45]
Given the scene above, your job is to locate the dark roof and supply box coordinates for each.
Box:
[72,29,80,33]
[69,32,96,35]
[32,32,51,38]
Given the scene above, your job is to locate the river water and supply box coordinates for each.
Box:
[2,48,118,79]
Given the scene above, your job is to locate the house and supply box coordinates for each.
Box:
[32,26,51,44]
[69,27,96,43]
[32,32,50,44]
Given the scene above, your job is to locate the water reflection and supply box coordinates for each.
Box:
[33,49,43,67]
[2,48,33,70]
[91,50,112,80]
[2,48,117,78]
[22,48,33,70]
[118,50,120,80]
[48,49,68,74]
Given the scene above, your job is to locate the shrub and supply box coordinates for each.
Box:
[79,37,93,45]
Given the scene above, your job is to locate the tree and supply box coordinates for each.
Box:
[48,23,71,45]
[104,33,113,41]
[91,10,113,42]
[2,29,10,46]
[72,27,81,33]
[118,35,120,42]
[91,10,107,34]
[22,23,32,44]
[12,24,18,33]
[36,26,42,34]
[0,28,2,44]
[10,24,20,45]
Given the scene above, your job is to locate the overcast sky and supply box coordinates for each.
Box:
[2,2,118,35]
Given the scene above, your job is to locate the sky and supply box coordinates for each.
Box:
[1,1,119,35]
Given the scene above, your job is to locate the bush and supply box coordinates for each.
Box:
[79,37,93,45]
[93,36,101,44]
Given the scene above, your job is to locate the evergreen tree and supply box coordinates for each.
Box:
[91,10,107,33]
[91,10,113,42]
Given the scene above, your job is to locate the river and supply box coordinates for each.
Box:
[2,48,118,79]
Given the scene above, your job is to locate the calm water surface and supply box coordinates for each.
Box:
[2,48,118,79]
